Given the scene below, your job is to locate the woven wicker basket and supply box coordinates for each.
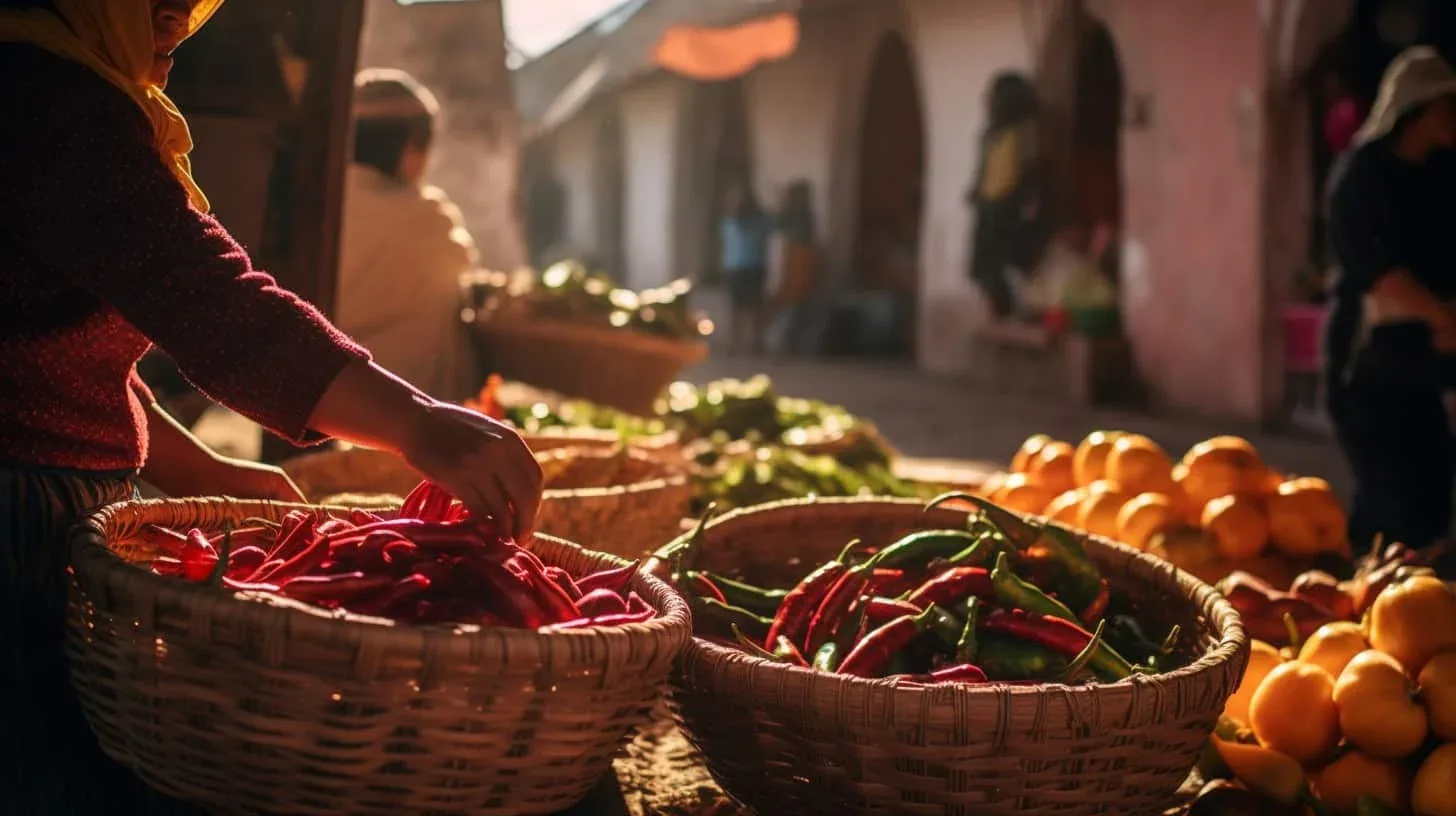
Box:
[524,426,682,461]
[668,497,1248,816]
[282,446,692,560]
[470,318,708,416]
[65,497,691,816]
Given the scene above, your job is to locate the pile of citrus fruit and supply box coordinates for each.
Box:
[979,432,1350,567]
[1206,573,1456,814]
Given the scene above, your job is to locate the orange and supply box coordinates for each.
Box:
[1296,621,1367,681]
[1313,750,1410,814]
[1170,463,1204,525]
[992,472,1059,516]
[1366,575,1456,675]
[1333,649,1429,760]
[1179,436,1269,509]
[1072,430,1125,487]
[1267,477,1350,559]
[1106,434,1176,496]
[1201,494,1270,560]
[1042,488,1088,525]
[1224,640,1284,725]
[1076,480,1132,540]
[1248,661,1342,765]
[1418,649,1456,740]
[1010,434,1053,474]
[1116,493,1178,550]
[977,470,1007,499]
[1412,742,1456,816]
[1025,440,1077,495]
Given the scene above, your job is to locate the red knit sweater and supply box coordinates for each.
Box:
[0,45,369,472]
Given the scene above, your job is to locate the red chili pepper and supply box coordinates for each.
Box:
[151,556,183,576]
[315,518,354,538]
[868,568,914,597]
[773,636,809,667]
[179,528,218,582]
[399,480,434,519]
[221,576,282,593]
[624,592,652,617]
[576,587,630,617]
[885,663,989,686]
[864,596,923,626]
[457,554,550,628]
[248,558,284,582]
[352,574,433,618]
[576,560,640,595]
[903,567,994,610]
[1080,578,1111,626]
[979,609,1134,681]
[803,546,889,655]
[836,604,940,678]
[139,524,189,556]
[266,513,317,562]
[764,539,860,652]
[255,527,334,584]
[349,508,384,526]
[543,566,584,600]
[547,608,656,630]
[224,545,269,578]
[381,538,420,566]
[688,572,727,603]
[276,572,395,605]
[505,551,580,622]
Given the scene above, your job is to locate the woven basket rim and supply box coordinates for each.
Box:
[473,316,709,364]
[525,426,680,449]
[539,446,690,499]
[68,496,692,652]
[671,495,1246,703]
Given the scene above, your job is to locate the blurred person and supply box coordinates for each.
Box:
[1325,46,1456,553]
[966,71,1044,322]
[0,2,543,812]
[720,180,774,355]
[337,68,479,402]
[769,179,818,355]
[1322,72,1363,157]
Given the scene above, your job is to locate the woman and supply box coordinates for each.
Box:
[966,71,1044,322]
[719,181,774,355]
[337,68,478,402]
[1326,46,1456,553]
[769,179,818,355]
[0,1,543,812]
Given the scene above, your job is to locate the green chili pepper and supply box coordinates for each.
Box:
[692,596,773,642]
[870,529,981,571]
[976,634,1068,681]
[731,624,786,663]
[989,551,1080,623]
[934,534,1009,571]
[689,571,787,616]
[955,597,982,663]
[668,502,720,582]
[1056,620,1107,683]
[928,492,1103,608]
[924,604,967,650]
[812,642,840,672]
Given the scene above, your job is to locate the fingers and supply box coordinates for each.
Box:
[489,437,544,540]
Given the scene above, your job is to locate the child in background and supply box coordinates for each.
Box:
[770,180,818,355]
[720,181,775,355]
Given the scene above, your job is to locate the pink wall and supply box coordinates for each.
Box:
[1100,0,1271,419]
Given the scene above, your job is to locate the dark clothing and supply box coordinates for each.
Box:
[970,200,1022,318]
[725,266,768,308]
[1325,138,1456,550]
[0,466,202,815]
[0,45,367,472]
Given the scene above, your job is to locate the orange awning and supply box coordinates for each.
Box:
[652,12,800,81]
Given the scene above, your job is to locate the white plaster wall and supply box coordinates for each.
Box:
[551,109,602,254]
[618,77,687,289]
[903,0,1036,373]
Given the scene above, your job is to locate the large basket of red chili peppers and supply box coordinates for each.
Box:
[63,483,692,816]
[657,495,1247,815]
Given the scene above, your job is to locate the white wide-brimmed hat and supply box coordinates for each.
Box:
[1355,46,1456,144]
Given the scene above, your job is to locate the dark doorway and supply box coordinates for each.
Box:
[703,78,753,285]
[1068,21,1124,283]
[845,32,925,357]
[594,108,626,284]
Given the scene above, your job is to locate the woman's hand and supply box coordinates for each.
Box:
[307,360,544,538]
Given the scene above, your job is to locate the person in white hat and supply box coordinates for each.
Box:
[335,68,480,402]
[1325,46,1456,553]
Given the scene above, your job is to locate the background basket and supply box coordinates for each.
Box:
[470,317,708,416]
[669,497,1248,816]
[282,446,692,560]
[65,497,691,816]
[534,446,693,560]
[524,427,682,461]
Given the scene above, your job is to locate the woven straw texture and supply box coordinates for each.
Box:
[533,447,694,560]
[524,427,683,462]
[65,497,692,816]
[470,318,708,416]
[282,446,691,561]
[668,497,1249,816]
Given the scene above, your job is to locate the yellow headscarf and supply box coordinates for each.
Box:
[0,0,223,211]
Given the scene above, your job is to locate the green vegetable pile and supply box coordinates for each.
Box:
[475,259,710,341]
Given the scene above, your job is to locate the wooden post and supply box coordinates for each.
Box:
[260,0,366,464]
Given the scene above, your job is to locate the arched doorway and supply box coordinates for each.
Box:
[594,107,626,283]
[847,31,925,357]
[703,78,754,285]
[1068,21,1124,283]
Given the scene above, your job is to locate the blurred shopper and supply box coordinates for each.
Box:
[337,68,479,401]
[769,179,818,355]
[0,3,543,812]
[720,180,774,355]
[1326,47,1456,552]
[966,71,1044,322]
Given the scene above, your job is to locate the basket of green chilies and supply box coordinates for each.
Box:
[658,495,1248,815]
[65,496,691,816]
